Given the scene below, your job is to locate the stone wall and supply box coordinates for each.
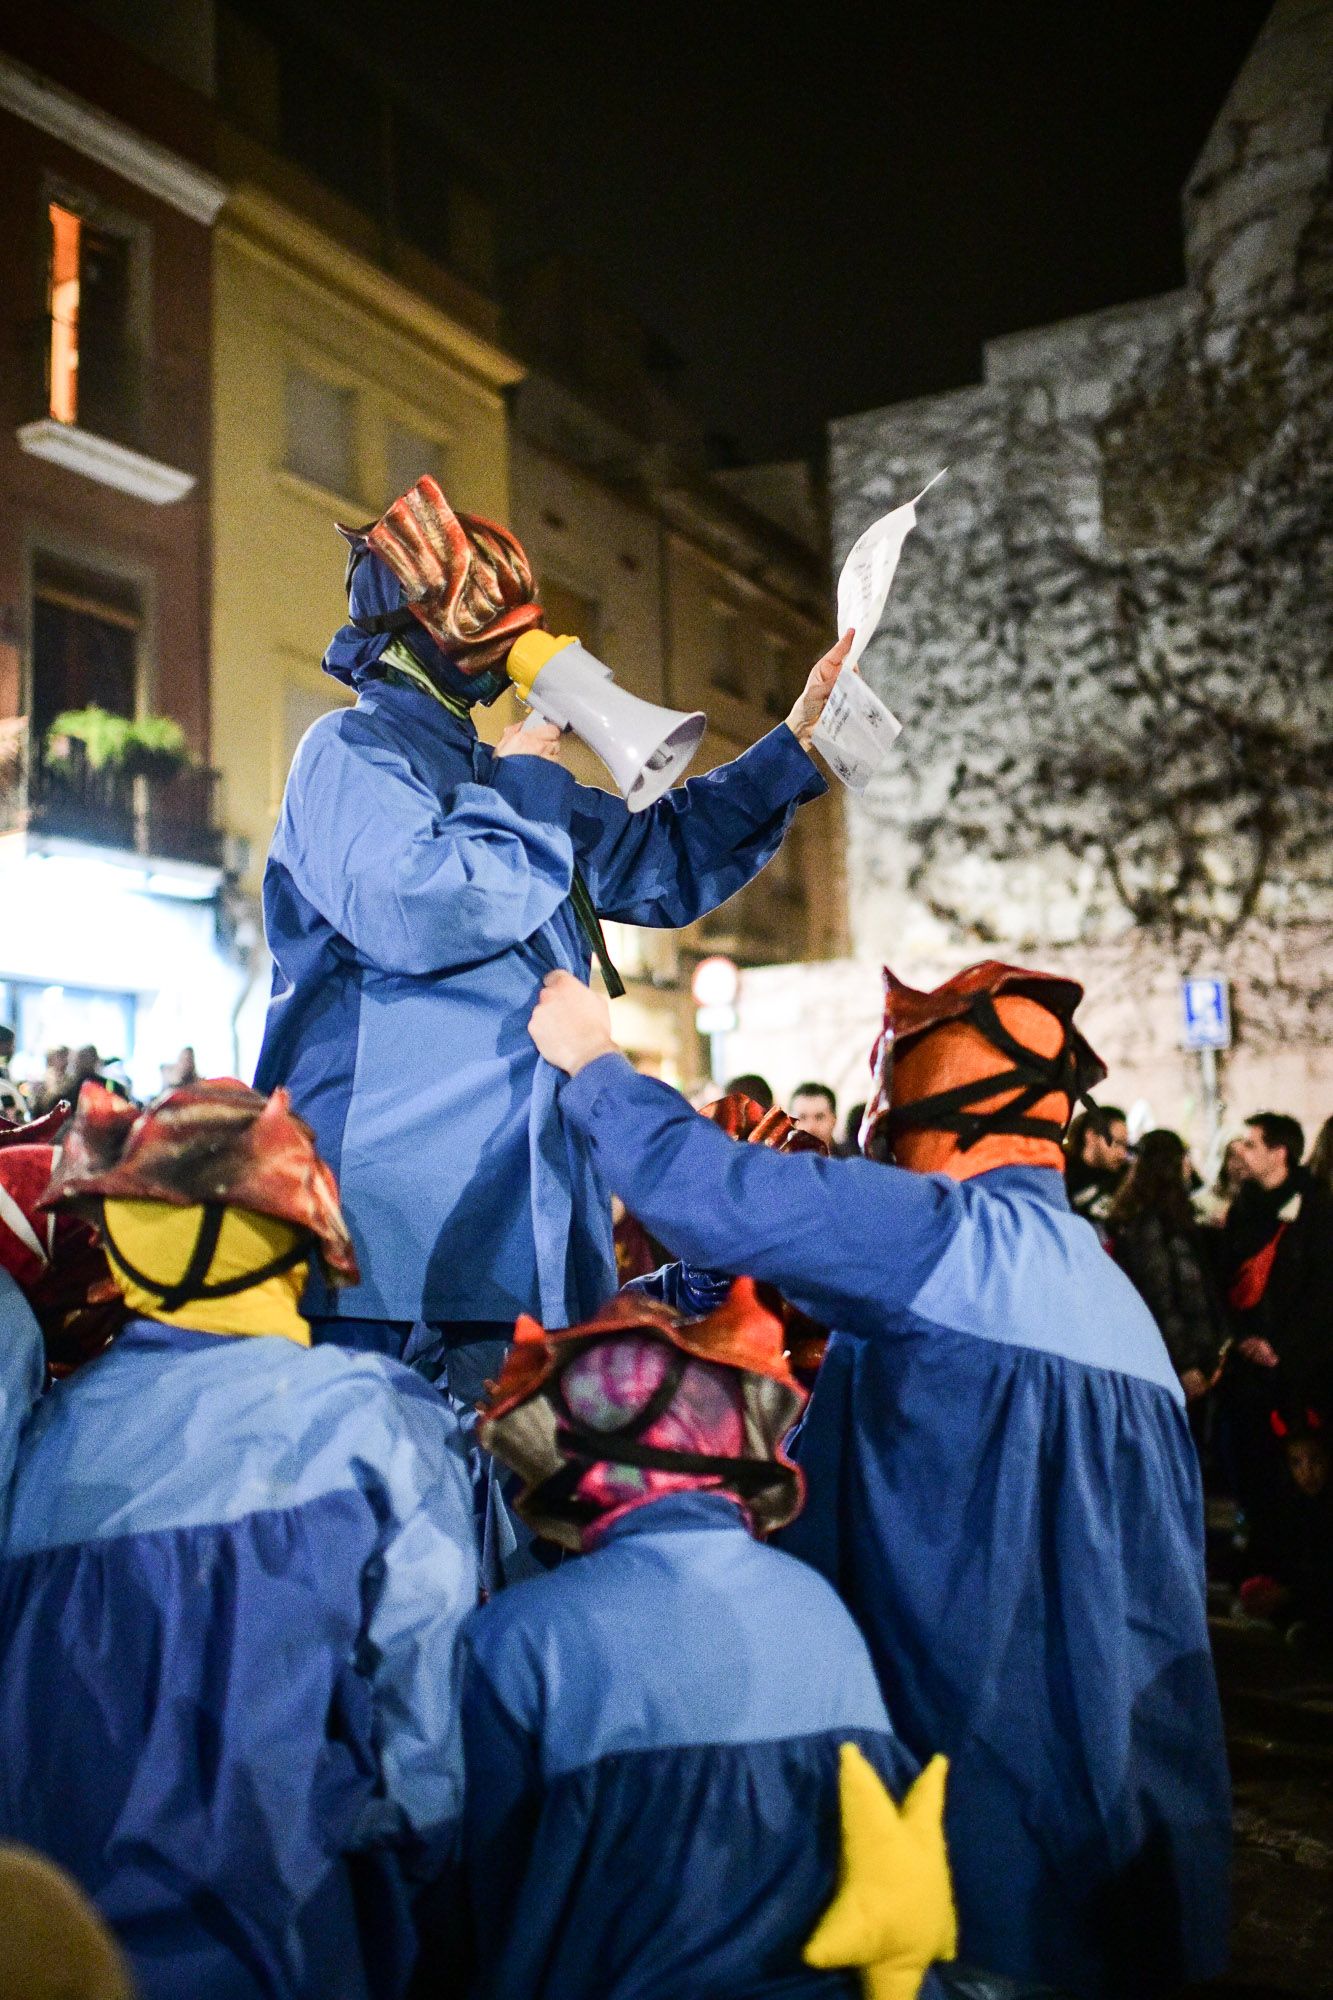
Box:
[809,0,1333,1144]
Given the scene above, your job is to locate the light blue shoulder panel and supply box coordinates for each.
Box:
[3,1330,473,1555]
[466,1512,894,1780]
[906,1177,1183,1398]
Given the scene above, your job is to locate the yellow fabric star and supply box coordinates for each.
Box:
[805,1745,957,2000]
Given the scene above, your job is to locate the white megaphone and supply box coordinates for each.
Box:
[507,631,706,812]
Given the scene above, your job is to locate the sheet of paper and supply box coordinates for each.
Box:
[836,467,945,669]
[811,667,902,793]
[814,468,945,790]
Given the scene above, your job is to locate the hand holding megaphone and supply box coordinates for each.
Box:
[507,631,706,813]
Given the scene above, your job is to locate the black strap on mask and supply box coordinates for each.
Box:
[343,540,418,636]
[529,1341,783,1530]
[99,1201,313,1316]
[883,993,1094,1153]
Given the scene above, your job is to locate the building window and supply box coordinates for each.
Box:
[540,580,601,654]
[30,561,139,757]
[384,422,448,508]
[284,366,357,498]
[710,602,743,698]
[44,198,142,444]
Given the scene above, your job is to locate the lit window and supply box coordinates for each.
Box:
[284,366,357,498]
[48,203,81,424]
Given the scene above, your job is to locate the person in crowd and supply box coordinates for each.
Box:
[27,1046,71,1118]
[1218,1111,1333,1571]
[790,1080,839,1148]
[1194,1132,1249,1227]
[1235,1406,1333,1646]
[252,473,842,1443]
[1107,1129,1229,1401]
[528,958,1230,1997]
[725,1070,775,1112]
[835,1099,867,1158]
[453,1280,956,2000]
[1307,1113,1333,1196]
[0,1025,25,1122]
[1063,1102,1129,1227]
[0,1079,477,2000]
[160,1044,199,1091]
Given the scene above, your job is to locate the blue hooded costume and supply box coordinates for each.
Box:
[451,1284,949,2000]
[253,545,826,1365]
[0,1084,479,2000]
[555,1050,1231,1999]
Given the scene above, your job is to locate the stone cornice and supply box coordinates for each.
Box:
[218,184,525,399]
[0,53,225,223]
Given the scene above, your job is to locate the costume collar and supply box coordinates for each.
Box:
[113,1318,304,1356]
[380,638,473,721]
[358,674,482,753]
[962,1163,1071,1212]
[593,1491,750,1547]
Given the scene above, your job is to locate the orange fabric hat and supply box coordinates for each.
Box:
[862,961,1107,1181]
[344,475,545,675]
[480,1278,807,1549]
[42,1080,359,1289]
[701,1091,828,1155]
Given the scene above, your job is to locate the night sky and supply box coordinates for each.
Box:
[285,1,1271,461]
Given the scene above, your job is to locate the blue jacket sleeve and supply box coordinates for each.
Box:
[570,725,826,927]
[350,1370,479,1871]
[561,1055,958,1333]
[0,1269,44,1508]
[277,718,582,976]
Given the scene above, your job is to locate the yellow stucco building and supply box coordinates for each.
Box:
[210,177,521,885]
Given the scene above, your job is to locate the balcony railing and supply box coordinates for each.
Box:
[0,722,224,871]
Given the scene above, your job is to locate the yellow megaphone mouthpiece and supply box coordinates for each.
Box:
[507,630,578,702]
[505,630,706,813]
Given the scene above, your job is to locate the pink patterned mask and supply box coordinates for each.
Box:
[559,1334,747,1546]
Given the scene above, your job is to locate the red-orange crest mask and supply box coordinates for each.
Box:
[861,960,1108,1180]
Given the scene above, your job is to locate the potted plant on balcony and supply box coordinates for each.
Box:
[47,708,190,785]
[122,715,189,786]
[46,706,133,772]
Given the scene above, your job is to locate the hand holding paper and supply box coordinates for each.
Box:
[811,469,945,792]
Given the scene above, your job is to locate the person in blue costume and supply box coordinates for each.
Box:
[527,960,1232,2000]
[253,475,842,1413]
[0,1079,477,2000]
[452,1279,958,2000]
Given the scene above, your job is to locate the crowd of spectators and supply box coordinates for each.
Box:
[1072,1102,1332,1648]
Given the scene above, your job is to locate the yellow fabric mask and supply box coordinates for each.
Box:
[100,1199,311,1345]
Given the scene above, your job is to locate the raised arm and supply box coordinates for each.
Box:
[274,715,582,976]
[550,1045,956,1335]
[570,632,853,926]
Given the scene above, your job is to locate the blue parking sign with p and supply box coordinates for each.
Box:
[1181,977,1230,1050]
